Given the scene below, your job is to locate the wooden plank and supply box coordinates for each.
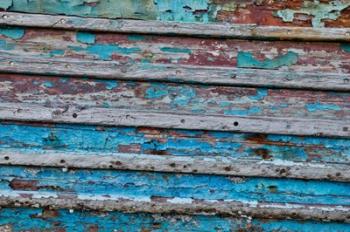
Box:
[1,122,348,165]
[1,73,348,121]
[2,1,350,28]
[0,102,349,137]
[1,55,350,91]
[0,26,350,91]
[0,191,348,222]
[0,150,349,181]
[0,165,349,222]
[1,12,350,42]
[1,208,349,232]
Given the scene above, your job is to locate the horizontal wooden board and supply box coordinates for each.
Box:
[1,12,350,42]
[1,208,349,232]
[0,73,348,120]
[0,122,348,164]
[0,26,350,91]
[1,149,349,181]
[1,0,350,28]
[0,166,349,221]
[0,102,349,137]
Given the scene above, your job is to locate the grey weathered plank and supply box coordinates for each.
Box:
[1,12,350,42]
[1,54,350,91]
[0,150,349,182]
[0,191,348,222]
[0,102,348,138]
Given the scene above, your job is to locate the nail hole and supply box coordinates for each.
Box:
[60,159,65,164]
[4,156,9,160]
[72,113,78,118]
[180,119,185,123]
[233,121,239,126]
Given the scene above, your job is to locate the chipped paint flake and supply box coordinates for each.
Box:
[237,51,299,69]
[0,27,24,39]
[277,0,350,27]
[0,0,12,10]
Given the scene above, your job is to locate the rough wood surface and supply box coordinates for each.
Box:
[2,0,350,28]
[1,12,350,42]
[0,192,349,222]
[1,122,348,165]
[1,55,350,91]
[1,208,349,232]
[0,102,349,138]
[0,150,349,182]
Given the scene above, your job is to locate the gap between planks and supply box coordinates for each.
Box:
[0,191,348,222]
[0,102,349,138]
[0,54,350,91]
[0,150,349,182]
[0,12,350,42]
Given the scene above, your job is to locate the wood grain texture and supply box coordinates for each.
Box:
[1,122,348,165]
[0,26,350,91]
[0,150,349,181]
[0,166,349,222]
[1,208,349,232]
[1,12,350,42]
[2,0,350,28]
[0,73,348,121]
[0,102,349,137]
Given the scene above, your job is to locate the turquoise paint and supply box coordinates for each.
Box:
[0,0,12,10]
[48,49,65,57]
[1,166,350,205]
[42,81,54,88]
[145,84,169,99]
[237,51,299,69]
[0,39,15,50]
[0,122,349,163]
[341,43,350,53]
[249,88,268,101]
[1,208,349,232]
[155,0,212,23]
[306,103,342,112]
[70,44,141,60]
[76,32,96,44]
[0,27,24,39]
[161,47,192,54]
[128,35,146,41]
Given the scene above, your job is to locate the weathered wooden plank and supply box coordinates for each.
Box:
[0,166,349,221]
[1,73,348,120]
[0,150,349,182]
[1,122,348,164]
[0,26,350,90]
[0,193,349,222]
[1,208,349,232]
[0,102,348,137]
[1,55,350,91]
[1,0,350,28]
[1,12,350,42]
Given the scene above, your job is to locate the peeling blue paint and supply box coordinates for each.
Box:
[145,84,169,99]
[237,51,299,69]
[341,43,350,53]
[76,32,96,44]
[0,27,25,39]
[306,103,341,112]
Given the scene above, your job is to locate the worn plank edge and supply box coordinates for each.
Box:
[0,102,349,138]
[0,12,350,42]
[0,191,348,222]
[1,54,350,91]
[0,150,349,182]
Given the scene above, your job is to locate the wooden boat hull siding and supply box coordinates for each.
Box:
[0,0,349,231]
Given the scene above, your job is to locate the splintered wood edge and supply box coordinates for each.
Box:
[0,12,350,42]
[0,102,349,138]
[0,150,349,182]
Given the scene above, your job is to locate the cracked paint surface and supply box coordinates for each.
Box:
[277,0,350,27]
[2,0,350,27]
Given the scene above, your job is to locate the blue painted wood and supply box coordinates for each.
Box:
[0,208,349,232]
